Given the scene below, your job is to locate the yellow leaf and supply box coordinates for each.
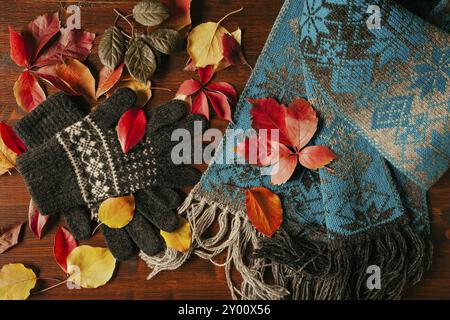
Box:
[187,22,229,68]
[0,263,37,300]
[55,58,96,100]
[160,216,192,253]
[0,135,16,176]
[231,28,242,44]
[120,80,152,107]
[66,245,116,289]
[98,195,135,229]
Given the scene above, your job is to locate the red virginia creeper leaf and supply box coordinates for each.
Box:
[245,187,283,237]
[286,98,318,150]
[28,199,50,239]
[96,63,125,99]
[34,65,78,95]
[160,0,192,31]
[13,71,46,112]
[221,33,247,66]
[53,226,78,273]
[0,122,26,155]
[298,145,336,170]
[192,91,210,119]
[198,65,214,84]
[0,223,23,254]
[206,82,237,105]
[117,109,147,153]
[9,26,31,67]
[25,12,60,60]
[270,142,297,185]
[205,91,232,122]
[33,28,95,68]
[236,134,274,166]
[176,79,202,96]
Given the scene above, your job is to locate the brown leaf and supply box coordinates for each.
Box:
[55,58,96,99]
[0,224,23,254]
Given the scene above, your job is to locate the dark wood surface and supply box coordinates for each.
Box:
[0,0,449,300]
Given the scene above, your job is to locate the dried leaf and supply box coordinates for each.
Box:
[28,199,50,239]
[0,224,23,254]
[98,195,135,228]
[8,26,31,67]
[192,91,209,119]
[121,79,152,107]
[298,146,336,170]
[66,246,116,289]
[98,26,127,69]
[33,28,95,68]
[205,91,232,122]
[133,0,170,27]
[160,216,191,253]
[25,12,60,59]
[206,82,237,105]
[54,226,78,273]
[177,79,202,96]
[0,122,26,155]
[0,133,17,176]
[221,32,247,66]
[0,264,37,300]
[13,70,46,112]
[286,98,318,150]
[160,0,192,31]
[245,187,283,237]
[34,66,79,96]
[144,28,182,55]
[54,58,96,99]
[269,142,297,185]
[236,134,274,167]
[117,109,147,153]
[96,63,125,99]
[125,38,157,83]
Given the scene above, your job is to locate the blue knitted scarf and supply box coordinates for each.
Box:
[142,0,450,299]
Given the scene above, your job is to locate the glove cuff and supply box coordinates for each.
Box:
[16,138,85,215]
[14,93,85,148]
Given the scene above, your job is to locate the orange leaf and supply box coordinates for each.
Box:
[13,71,46,112]
[245,187,283,237]
[286,98,318,150]
[55,58,96,99]
[160,0,192,31]
[298,145,336,170]
[96,63,125,99]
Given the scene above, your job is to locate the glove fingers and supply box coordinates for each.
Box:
[148,99,188,133]
[90,88,137,130]
[62,206,93,241]
[136,187,181,209]
[101,225,136,261]
[125,212,165,256]
[155,164,202,188]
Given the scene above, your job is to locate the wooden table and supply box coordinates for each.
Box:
[0,0,449,300]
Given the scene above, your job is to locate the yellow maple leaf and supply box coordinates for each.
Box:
[98,195,135,229]
[160,216,192,253]
[0,263,37,300]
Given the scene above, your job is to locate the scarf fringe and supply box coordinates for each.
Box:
[140,194,433,300]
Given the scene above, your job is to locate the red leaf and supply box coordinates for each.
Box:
[13,71,46,112]
[96,63,125,99]
[117,109,147,153]
[160,0,192,31]
[184,57,197,71]
[0,223,23,254]
[177,79,202,96]
[53,226,78,273]
[25,12,60,60]
[205,91,232,122]
[286,98,318,150]
[248,98,291,146]
[192,91,210,119]
[206,82,237,105]
[0,122,26,155]
[34,65,78,95]
[269,142,298,185]
[298,145,336,170]
[9,26,31,67]
[236,134,274,166]
[33,28,95,68]
[198,65,214,85]
[28,199,50,239]
[221,33,246,66]
[245,187,283,237]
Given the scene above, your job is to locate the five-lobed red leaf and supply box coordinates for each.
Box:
[28,199,50,239]
[0,122,26,155]
[117,109,148,153]
[53,226,78,273]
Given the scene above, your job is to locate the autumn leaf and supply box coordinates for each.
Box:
[28,199,50,239]
[0,224,23,255]
[8,26,31,67]
[117,109,147,153]
[133,0,170,27]
[98,195,135,229]
[34,65,79,96]
[24,12,60,60]
[245,187,282,237]
[66,245,116,289]
[160,216,191,253]
[53,226,78,273]
[13,70,46,112]
[298,146,336,170]
[96,63,125,99]
[54,58,96,99]
[160,0,192,31]
[221,32,249,67]
[121,79,153,107]
[0,129,18,176]
[0,122,26,155]
[0,263,37,300]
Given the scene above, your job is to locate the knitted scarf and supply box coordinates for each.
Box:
[142,0,450,299]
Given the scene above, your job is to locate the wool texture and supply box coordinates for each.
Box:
[141,0,449,299]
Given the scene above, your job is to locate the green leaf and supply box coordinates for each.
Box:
[125,38,157,83]
[99,26,127,69]
[143,28,182,55]
[133,0,170,27]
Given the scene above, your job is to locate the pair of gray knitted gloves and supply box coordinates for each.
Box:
[14,88,206,260]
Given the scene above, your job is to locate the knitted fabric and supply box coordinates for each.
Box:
[141,0,449,299]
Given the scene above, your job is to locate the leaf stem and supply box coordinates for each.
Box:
[91,222,103,236]
[149,87,172,92]
[218,7,244,25]
[33,279,69,294]
[114,8,135,36]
